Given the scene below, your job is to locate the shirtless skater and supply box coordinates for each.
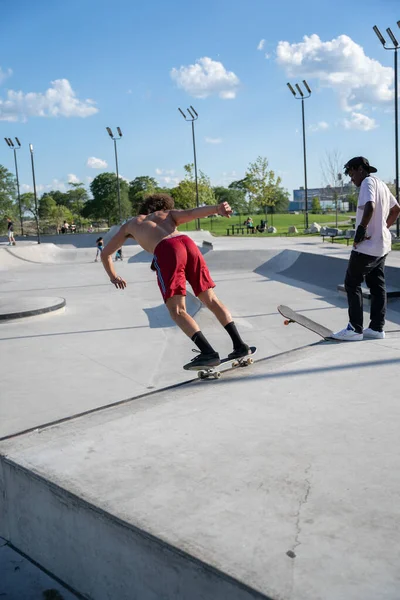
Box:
[101,193,250,369]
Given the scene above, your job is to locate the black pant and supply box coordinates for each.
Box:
[345,250,387,333]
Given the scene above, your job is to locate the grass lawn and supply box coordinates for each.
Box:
[178,212,355,236]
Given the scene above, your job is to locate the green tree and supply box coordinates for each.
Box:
[20,192,36,217]
[245,156,281,214]
[347,191,358,212]
[171,164,215,209]
[311,197,321,214]
[0,164,17,228]
[42,190,69,207]
[213,186,247,214]
[273,186,290,213]
[89,172,130,225]
[129,176,158,214]
[49,205,74,231]
[66,182,89,213]
[39,194,57,219]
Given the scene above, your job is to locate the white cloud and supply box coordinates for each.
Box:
[205,137,222,144]
[213,170,239,186]
[257,39,265,51]
[308,121,329,133]
[155,168,176,176]
[87,157,108,169]
[0,66,12,85]
[170,57,240,99]
[265,53,271,60]
[0,78,98,122]
[68,173,80,184]
[157,176,180,187]
[276,34,393,117]
[343,112,377,131]
[21,179,68,194]
[86,176,94,185]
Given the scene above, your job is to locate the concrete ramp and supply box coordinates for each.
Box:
[1,339,400,600]
[3,244,141,265]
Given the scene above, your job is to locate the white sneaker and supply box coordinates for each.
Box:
[363,328,385,339]
[332,323,363,341]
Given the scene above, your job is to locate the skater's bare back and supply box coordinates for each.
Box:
[124,211,180,254]
[101,201,231,286]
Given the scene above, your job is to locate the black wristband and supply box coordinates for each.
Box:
[354,225,366,244]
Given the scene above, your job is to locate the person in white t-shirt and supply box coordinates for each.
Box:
[332,157,400,341]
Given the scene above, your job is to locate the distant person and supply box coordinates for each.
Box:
[63,221,69,234]
[100,193,251,369]
[257,219,267,233]
[95,237,104,262]
[115,248,123,261]
[7,218,15,245]
[332,157,400,341]
[245,217,254,232]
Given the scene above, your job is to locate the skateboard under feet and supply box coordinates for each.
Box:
[196,346,257,380]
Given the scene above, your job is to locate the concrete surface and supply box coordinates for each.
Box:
[0,536,79,599]
[0,296,66,321]
[1,232,400,599]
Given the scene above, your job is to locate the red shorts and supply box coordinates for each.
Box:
[152,235,215,302]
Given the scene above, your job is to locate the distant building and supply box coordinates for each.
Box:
[290,183,356,212]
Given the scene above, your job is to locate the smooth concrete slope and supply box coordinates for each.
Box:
[2,243,400,439]
[1,339,400,600]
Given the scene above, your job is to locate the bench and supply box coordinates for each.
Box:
[321,228,355,245]
[226,226,257,236]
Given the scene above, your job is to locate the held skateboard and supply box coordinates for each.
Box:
[277,305,336,341]
[193,346,257,380]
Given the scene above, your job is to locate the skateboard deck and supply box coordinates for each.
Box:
[194,346,257,380]
[277,305,336,341]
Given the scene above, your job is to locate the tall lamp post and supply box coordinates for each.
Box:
[4,137,23,236]
[106,127,123,224]
[29,144,40,244]
[373,22,400,237]
[178,106,200,231]
[287,80,312,230]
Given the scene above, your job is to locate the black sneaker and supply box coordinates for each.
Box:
[183,350,220,370]
[228,344,250,360]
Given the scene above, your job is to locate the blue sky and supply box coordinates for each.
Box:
[1,0,399,199]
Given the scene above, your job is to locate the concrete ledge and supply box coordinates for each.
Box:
[0,459,269,600]
[0,297,66,321]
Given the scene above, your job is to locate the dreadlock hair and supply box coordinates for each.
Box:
[138,193,175,215]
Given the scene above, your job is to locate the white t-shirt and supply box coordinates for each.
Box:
[355,175,399,257]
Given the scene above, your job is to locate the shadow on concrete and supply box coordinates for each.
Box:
[128,250,153,264]
[199,354,400,386]
[0,324,149,342]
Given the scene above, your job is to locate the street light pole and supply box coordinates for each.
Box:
[178,106,200,231]
[287,81,312,231]
[29,144,40,244]
[106,127,123,224]
[4,137,23,236]
[373,23,400,237]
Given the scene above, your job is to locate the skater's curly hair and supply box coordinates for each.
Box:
[138,193,175,215]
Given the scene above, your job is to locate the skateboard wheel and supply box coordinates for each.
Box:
[214,372,221,379]
[247,358,253,365]
[232,361,238,368]
[197,371,205,379]
[284,319,290,325]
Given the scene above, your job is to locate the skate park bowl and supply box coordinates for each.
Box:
[1,232,400,600]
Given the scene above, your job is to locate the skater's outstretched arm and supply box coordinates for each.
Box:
[171,202,232,226]
[101,224,129,288]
